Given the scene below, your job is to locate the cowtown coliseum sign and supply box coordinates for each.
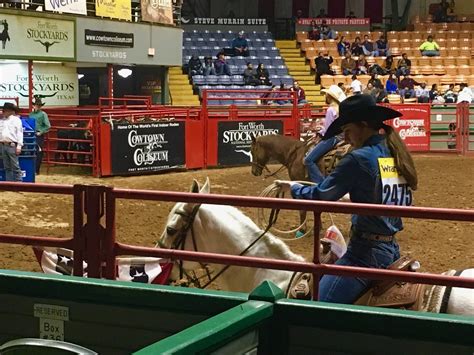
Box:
[388,104,431,152]
[0,12,75,61]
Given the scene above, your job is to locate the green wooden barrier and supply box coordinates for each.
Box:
[0,270,248,354]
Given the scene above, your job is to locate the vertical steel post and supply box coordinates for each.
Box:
[104,186,116,280]
[72,185,85,277]
[312,211,322,300]
[107,64,114,110]
[28,60,34,112]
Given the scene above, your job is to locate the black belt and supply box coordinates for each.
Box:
[351,230,394,242]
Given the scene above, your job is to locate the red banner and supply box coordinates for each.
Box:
[297,18,370,26]
[387,104,431,152]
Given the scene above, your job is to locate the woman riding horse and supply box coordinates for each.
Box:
[304,85,346,183]
[277,94,418,304]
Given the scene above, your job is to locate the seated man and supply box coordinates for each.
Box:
[203,56,216,76]
[243,62,259,85]
[419,35,440,57]
[291,81,307,104]
[399,74,421,99]
[415,83,430,103]
[374,35,390,57]
[443,84,457,103]
[214,53,232,76]
[319,20,336,40]
[456,83,472,104]
[231,31,249,57]
[188,55,203,78]
[396,53,411,77]
[362,35,375,56]
[314,52,334,84]
[341,52,356,76]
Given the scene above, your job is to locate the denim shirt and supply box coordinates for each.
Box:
[291,134,405,235]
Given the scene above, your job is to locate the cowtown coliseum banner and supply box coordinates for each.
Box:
[0,62,79,107]
[45,0,87,16]
[218,120,283,166]
[0,12,75,61]
[95,0,131,21]
[111,121,185,175]
[141,0,173,25]
[297,18,370,26]
[387,104,431,152]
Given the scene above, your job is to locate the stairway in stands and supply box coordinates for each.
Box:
[275,40,325,106]
[169,67,200,106]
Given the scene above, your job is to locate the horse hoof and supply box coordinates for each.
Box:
[295,230,305,239]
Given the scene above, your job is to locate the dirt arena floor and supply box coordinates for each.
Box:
[0,155,473,277]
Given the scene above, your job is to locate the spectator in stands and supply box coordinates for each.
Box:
[443,84,457,103]
[399,74,420,99]
[346,11,356,19]
[308,20,321,40]
[214,53,231,76]
[374,35,390,57]
[433,0,450,23]
[188,55,203,78]
[356,53,369,75]
[383,55,396,75]
[363,82,375,96]
[275,83,290,105]
[291,81,307,104]
[319,20,336,40]
[457,83,473,104]
[385,73,398,94]
[362,35,375,56]
[429,84,439,101]
[232,31,249,57]
[316,8,327,18]
[261,85,278,105]
[243,62,259,85]
[374,87,388,103]
[350,37,364,56]
[368,72,383,89]
[256,63,271,86]
[315,52,334,84]
[396,53,411,77]
[337,36,350,56]
[415,83,430,103]
[203,56,216,76]
[341,52,356,76]
[350,74,363,94]
[419,35,440,57]
[338,82,348,95]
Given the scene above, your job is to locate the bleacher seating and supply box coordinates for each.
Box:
[182,30,294,104]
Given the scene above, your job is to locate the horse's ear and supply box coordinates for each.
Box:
[190,179,200,193]
[200,177,210,194]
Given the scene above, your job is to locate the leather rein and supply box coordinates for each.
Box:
[164,202,281,289]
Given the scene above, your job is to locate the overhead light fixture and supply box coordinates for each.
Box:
[78,74,84,79]
[118,68,133,78]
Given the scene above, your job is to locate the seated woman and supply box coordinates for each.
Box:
[256,63,271,86]
[356,54,369,75]
[385,73,398,94]
[308,20,320,40]
[277,94,418,304]
[337,36,351,56]
[303,85,346,183]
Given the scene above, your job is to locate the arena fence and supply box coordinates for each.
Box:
[0,182,473,302]
[30,97,474,177]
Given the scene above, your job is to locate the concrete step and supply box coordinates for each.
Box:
[275,40,297,49]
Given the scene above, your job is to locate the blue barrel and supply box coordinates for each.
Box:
[0,117,36,182]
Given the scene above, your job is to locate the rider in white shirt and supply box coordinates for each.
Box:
[0,102,23,181]
[350,74,363,94]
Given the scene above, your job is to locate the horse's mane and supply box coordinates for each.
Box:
[200,204,305,262]
[256,134,305,165]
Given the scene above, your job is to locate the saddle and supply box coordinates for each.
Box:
[289,256,425,311]
[305,140,352,176]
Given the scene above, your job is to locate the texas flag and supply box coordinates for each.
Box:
[33,247,173,285]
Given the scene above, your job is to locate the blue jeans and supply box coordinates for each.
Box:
[304,136,338,183]
[319,235,400,304]
[399,88,415,98]
[0,143,22,181]
[421,50,439,57]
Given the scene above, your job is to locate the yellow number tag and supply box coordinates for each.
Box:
[378,158,413,206]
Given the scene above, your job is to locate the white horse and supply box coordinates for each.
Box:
[158,178,474,316]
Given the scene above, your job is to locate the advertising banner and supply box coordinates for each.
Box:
[0,62,79,107]
[387,104,431,152]
[141,0,173,25]
[0,13,75,61]
[84,29,134,48]
[45,0,87,16]
[95,0,131,21]
[183,17,267,25]
[111,121,185,175]
[217,120,283,166]
[297,18,370,26]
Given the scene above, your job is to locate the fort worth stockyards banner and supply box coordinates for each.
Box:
[218,120,283,166]
[141,0,173,25]
[0,13,75,60]
[95,0,131,21]
[111,121,185,175]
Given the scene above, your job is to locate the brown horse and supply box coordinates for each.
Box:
[250,134,351,181]
[250,134,351,236]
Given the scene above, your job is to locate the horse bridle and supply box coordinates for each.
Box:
[159,201,281,289]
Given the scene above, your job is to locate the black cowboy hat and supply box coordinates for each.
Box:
[32,98,45,106]
[2,102,20,113]
[323,94,402,140]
